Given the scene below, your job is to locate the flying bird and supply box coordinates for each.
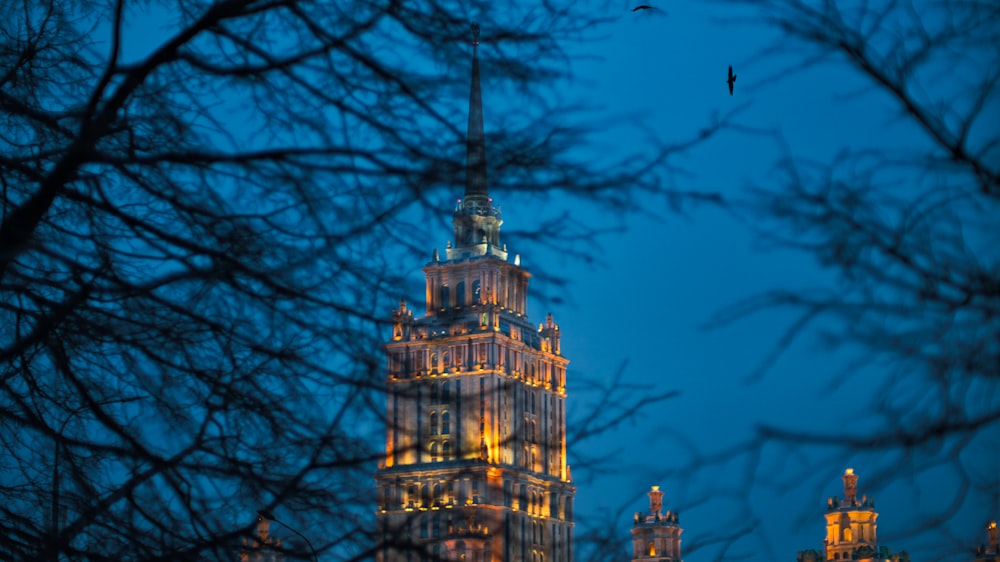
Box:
[727,65,737,95]
[632,5,655,11]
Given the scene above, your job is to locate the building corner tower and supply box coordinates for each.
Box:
[374,23,574,562]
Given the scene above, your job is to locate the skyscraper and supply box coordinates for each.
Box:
[374,24,574,562]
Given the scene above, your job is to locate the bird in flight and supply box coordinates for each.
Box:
[727,65,737,95]
[632,5,655,11]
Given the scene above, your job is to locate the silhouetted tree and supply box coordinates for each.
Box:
[0,1,716,561]
[709,0,999,557]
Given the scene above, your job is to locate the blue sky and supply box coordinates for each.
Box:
[107,2,996,559]
[475,2,998,560]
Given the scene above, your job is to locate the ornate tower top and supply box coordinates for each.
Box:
[842,467,859,503]
[648,485,664,515]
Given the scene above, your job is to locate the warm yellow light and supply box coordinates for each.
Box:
[845,468,854,475]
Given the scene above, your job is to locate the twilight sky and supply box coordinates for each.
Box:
[474,2,998,561]
[112,2,996,560]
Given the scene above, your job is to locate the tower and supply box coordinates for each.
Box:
[239,514,285,562]
[631,485,682,562]
[975,521,1000,562]
[797,468,909,562]
[374,24,574,562]
[824,468,878,560]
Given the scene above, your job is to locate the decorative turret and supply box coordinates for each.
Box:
[975,521,1000,562]
[631,485,682,562]
[539,313,561,356]
[391,300,414,342]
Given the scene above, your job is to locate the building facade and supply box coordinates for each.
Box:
[374,26,574,562]
[796,469,909,562]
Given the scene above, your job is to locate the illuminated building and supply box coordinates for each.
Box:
[975,521,1000,562]
[239,514,285,562]
[631,485,682,562]
[374,24,574,562]
[796,469,909,562]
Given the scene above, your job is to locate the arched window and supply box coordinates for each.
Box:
[473,280,482,303]
[442,351,450,368]
[430,412,438,435]
[441,382,450,405]
[649,542,656,556]
[433,484,442,504]
[456,282,466,306]
[439,284,450,307]
[430,352,438,373]
[442,411,450,434]
[443,440,451,459]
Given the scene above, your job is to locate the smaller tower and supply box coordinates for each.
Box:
[631,485,682,562]
[797,468,910,562]
[239,514,285,562]
[975,521,1000,562]
[823,468,878,560]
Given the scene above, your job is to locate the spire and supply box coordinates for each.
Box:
[465,22,488,205]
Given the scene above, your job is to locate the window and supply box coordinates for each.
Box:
[431,382,439,404]
[456,282,465,306]
[473,280,481,303]
[442,411,450,434]
[440,284,450,307]
[430,412,438,435]
[443,440,451,459]
[430,442,438,462]
[441,382,450,405]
